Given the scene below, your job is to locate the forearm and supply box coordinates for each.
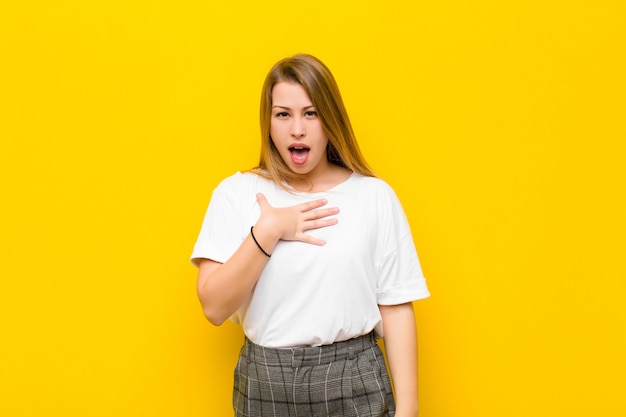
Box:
[197,226,279,325]
[196,193,337,325]
[380,303,419,417]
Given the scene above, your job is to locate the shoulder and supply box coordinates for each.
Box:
[350,174,398,198]
[215,171,272,192]
[209,172,274,207]
[350,175,407,220]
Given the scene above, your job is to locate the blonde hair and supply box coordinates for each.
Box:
[250,54,375,186]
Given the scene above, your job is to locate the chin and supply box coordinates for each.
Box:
[290,166,312,176]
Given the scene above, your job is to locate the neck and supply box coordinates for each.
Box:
[288,164,351,192]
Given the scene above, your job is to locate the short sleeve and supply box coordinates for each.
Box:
[190,174,248,266]
[375,184,430,305]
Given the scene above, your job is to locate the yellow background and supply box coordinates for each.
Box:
[1,0,625,416]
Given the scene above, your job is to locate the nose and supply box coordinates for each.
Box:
[290,117,305,138]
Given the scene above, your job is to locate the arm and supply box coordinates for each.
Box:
[197,193,339,325]
[380,302,420,417]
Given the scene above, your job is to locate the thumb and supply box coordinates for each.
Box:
[256,192,268,208]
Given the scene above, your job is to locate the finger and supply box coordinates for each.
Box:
[297,233,327,246]
[299,198,328,212]
[304,207,340,221]
[256,193,269,209]
[303,218,339,232]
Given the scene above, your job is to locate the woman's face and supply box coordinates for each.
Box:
[270,82,330,179]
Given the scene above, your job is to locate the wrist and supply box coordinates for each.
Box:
[394,404,419,417]
[250,222,280,253]
[250,226,272,257]
[394,396,419,417]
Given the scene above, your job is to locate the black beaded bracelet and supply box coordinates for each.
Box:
[250,226,271,257]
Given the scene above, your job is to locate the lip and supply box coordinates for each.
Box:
[288,143,310,166]
[288,143,310,150]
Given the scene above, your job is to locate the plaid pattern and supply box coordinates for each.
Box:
[233,332,395,417]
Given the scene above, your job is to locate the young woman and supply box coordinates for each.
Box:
[191,54,430,417]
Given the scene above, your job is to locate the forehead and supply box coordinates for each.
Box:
[272,82,313,106]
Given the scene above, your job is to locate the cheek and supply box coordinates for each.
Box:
[269,123,285,140]
[269,132,285,155]
[314,121,327,138]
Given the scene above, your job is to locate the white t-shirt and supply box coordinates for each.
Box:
[191,171,430,348]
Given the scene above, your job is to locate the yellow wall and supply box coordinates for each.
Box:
[1,1,624,416]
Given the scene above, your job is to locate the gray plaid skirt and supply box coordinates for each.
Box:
[233,332,395,417]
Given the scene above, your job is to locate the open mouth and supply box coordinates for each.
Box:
[289,145,310,165]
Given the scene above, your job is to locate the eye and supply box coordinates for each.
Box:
[274,111,289,118]
[304,110,318,118]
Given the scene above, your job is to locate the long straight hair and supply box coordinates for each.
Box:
[250,54,375,186]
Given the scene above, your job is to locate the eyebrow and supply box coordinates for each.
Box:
[272,105,315,110]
